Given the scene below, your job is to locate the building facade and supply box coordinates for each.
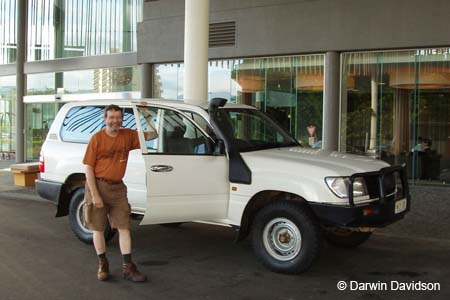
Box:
[139,0,450,185]
[0,0,142,161]
[1,0,450,185]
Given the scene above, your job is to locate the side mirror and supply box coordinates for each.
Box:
[214,139,226,156]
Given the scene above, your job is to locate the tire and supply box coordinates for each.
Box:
[324,228,372,248]
[252,201,322,274]
[68,188,116,244]
[159,222,183,228]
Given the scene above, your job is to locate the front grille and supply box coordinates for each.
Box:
[349,165,408,206]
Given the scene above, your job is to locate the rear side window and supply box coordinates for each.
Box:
[61,105,137,143]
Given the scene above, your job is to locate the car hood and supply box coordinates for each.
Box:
[241,146,390,177]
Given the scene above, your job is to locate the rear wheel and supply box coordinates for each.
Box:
[252,201,322,274]
[68,188,116,244]
[324,228,372,248]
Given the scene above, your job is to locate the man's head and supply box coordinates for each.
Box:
[104,104,123,133]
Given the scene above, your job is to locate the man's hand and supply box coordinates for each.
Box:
[85,165,104,208]
[92,195,104,209]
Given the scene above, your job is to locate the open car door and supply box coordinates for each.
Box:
[133,103,229,225]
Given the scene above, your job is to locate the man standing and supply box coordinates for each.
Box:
[83,104,156,282]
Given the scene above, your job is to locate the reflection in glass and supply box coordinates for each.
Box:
[341,48,450,185]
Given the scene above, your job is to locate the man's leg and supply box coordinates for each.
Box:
[118,228,131,254]
[93,230,109,281]
[93,230,106,254]
[118,228,147,282]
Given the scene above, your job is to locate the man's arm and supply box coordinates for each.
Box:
[138,102,158,141]
[144,130,158,140]
[85,165,104,208]
[143,116,158,140]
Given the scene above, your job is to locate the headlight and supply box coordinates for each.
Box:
[325,176,369,200]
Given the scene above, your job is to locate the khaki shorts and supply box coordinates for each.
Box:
[83,180,131,231]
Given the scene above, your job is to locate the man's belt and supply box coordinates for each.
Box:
[96,177,123,185]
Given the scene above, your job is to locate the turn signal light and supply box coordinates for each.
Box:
[363,208,374,216]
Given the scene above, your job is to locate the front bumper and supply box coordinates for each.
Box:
[311,165,411,228]
[310,198,409,227]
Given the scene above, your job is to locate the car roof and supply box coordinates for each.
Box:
[62,98,256,111]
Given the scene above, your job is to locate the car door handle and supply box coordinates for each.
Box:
[150,165,173,172]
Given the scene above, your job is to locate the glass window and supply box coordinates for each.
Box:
[60,106,105,143]
[25,104,138,160]
[341,48,450,185]
[153,64,183,100]
[181,110,216,139]
[60,105,137,144]
[216,108,298,152]
[25,103,62,160]
[122,107,139,129]
[137,106,213,155]
[27,66,140,95]
[26,0,142,61]
[0,0,17,64]
[0,75,16,159]
[27,73,56,95]
[153,54,324,147]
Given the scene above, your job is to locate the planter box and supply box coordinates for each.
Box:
[10,163,40,187]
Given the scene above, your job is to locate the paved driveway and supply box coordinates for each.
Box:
[0,192,448,300]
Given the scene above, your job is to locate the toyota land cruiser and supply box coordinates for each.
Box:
[36,98,410,274]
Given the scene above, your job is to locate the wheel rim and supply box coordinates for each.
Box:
[76,200,93,235]
[262,218,302,261]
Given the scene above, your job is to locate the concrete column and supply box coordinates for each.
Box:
[183,0,209,105]
[141,63,153,98]
[369,74,378,150]
[123,0,132,52]
[322,52,340,151]
[15,0,27,162]
[54,0,65,90]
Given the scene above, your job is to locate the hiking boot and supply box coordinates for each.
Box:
[122,262,147,282]
[97,259,109,281]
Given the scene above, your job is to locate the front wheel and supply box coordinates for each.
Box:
[252,201,322,274]
[324,228,372,248]
[68,188,116,244]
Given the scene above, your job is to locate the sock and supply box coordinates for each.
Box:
[122,253,132,265]
[98,252,107,263]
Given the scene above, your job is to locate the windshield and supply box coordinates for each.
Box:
[215,108,299,152]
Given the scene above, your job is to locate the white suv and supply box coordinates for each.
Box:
[36,98,410,274]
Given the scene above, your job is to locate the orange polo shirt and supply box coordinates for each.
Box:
[83,128,140,182]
